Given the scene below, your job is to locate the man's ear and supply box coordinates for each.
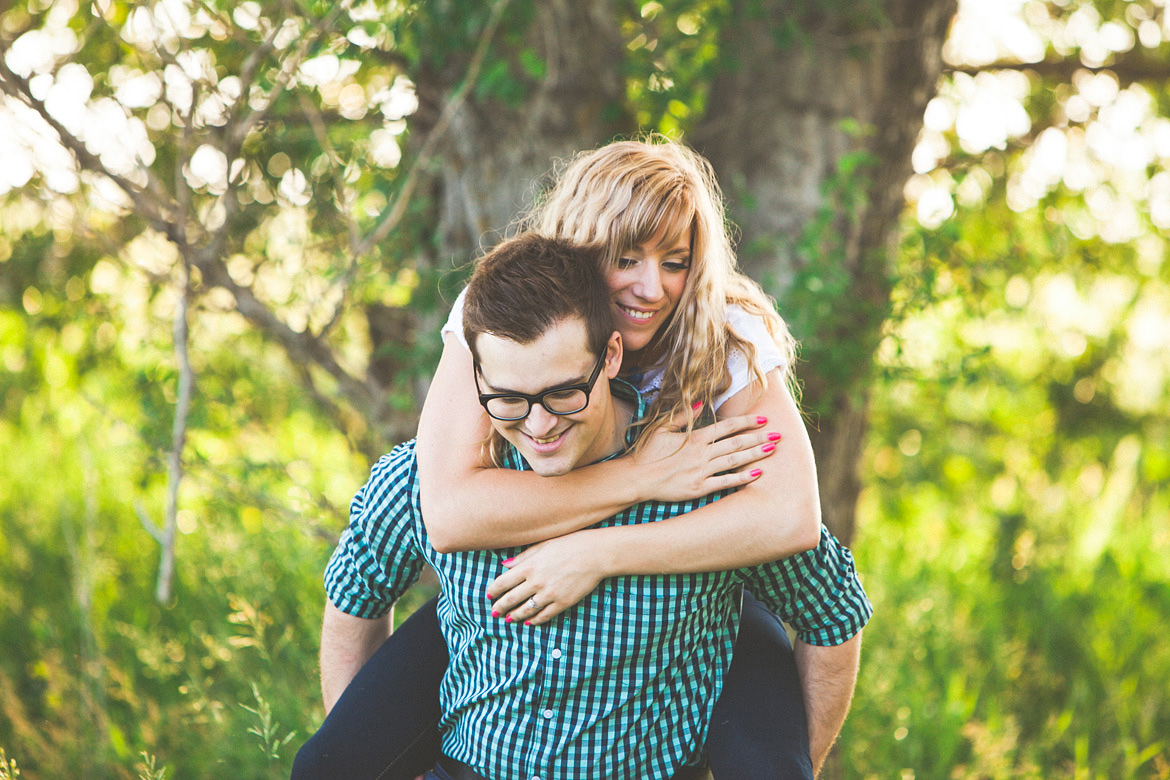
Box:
[604,331,623,379]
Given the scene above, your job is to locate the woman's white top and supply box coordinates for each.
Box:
[441,287,788,411]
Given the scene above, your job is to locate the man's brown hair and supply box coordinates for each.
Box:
[463,233,613,359]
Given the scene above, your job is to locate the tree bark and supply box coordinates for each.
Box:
[378,0,629,431]
[411,0,628,267]
[695,0,957,546]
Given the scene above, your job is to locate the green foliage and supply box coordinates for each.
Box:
[847,336,1170,777]
[0,749,21,780]
[0,224,366,776]
[842,163,1170,776]
[3,0,1170,778]
[136,753,168,780]
[240,684,297,762]
[622,1,725,133]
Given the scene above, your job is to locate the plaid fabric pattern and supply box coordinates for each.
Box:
[325,382,872,780]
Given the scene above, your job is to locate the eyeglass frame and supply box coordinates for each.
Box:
[473,350,608,421]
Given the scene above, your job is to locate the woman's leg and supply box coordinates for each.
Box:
[706,590,814,780]
[292,596,446,780]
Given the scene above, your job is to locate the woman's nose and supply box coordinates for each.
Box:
[633,265,663,300]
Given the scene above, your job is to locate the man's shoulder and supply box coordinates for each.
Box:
[360,439,422,505]
[373,437,420,472]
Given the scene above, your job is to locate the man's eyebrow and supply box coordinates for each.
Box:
[479,370,591,396]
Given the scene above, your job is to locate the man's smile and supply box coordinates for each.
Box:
[522,428,569,453]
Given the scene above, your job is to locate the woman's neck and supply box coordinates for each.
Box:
[620,345,662,376]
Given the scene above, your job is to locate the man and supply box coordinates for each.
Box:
[315,234,871,779]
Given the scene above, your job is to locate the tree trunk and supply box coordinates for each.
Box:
[380,0,628,434]
[413,0,628,267]
[695,0,956,546]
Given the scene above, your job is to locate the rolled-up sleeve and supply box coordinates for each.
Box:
[742,525,873,646]
[324,443,425,619]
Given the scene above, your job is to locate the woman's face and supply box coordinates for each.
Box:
[605,224,692,356]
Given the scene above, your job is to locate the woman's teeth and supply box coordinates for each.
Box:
[620,305,653,321]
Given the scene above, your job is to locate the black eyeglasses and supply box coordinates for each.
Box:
[474,351,607,421]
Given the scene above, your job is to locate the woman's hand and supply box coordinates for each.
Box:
[629,411,782,503]
[487,531,611,626]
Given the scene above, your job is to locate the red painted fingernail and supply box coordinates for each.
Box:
[486,592,493,600]
[501,558,514,566]
[750,468,763,478]
[756,416,767,424]
[524,621,532,626]
[492,610,499,618]
[768,432,782,441]
[692,401,703,411]
[761,444,775,453]
[505,615,513,623]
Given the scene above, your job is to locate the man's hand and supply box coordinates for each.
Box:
[629,411,782,503]
[486,530,611,625]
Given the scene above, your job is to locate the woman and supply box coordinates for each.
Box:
[294,137,826,780]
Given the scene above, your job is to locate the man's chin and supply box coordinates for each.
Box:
[527,458,573,477]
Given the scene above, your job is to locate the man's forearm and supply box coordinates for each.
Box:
[319,601,393,714]
[794,633,862,777]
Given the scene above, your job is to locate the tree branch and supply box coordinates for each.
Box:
[0,58,180,233]
[189,252,379,419]
[947,52,1170,86]
[295,90,362,341]
[1,0,508,451]
[152,259,196,604]
[225,2,351,155]
[136,502,166,544]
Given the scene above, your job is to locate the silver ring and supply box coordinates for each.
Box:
[527,597,539,611]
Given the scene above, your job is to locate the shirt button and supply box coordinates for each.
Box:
[550,649,562,659]
[532,776,542,780]
[542,708,554,719]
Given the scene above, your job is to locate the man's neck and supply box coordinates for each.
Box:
[576,383,639,467]
[603,395,637,459]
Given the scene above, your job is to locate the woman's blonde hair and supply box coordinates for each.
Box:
[517,135,797,442]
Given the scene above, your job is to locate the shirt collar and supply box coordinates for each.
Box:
[610,378,648,456]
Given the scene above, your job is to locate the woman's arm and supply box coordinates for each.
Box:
[486,370,824,624]
[416,338,778,553]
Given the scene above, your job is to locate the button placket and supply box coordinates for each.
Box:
[528,620,570,780]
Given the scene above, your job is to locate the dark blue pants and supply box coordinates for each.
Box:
[291,591,812,779]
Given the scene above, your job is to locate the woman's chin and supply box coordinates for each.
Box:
[616,328,655,354]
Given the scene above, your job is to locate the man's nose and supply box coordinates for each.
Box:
[524,403,559,437]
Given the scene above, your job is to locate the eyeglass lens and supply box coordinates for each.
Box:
[485,388,588,420]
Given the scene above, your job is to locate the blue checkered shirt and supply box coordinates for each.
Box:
[325,382,871,780]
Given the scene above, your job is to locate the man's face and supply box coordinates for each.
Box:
[474,318,621,477]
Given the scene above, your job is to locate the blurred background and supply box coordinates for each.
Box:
[1,0,1167,777]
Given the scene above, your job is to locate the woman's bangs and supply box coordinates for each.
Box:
[655,198,695,253]
[614,182,694,257]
